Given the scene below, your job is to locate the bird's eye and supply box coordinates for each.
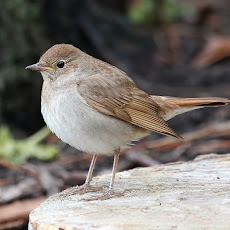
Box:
[57,61,65,68]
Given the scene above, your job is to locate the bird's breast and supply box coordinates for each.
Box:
[41,84,149,154]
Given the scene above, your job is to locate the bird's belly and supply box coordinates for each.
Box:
[41,90,149,155]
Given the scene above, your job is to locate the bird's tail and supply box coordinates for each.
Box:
[151,96,229,121]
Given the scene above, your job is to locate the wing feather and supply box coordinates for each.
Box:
[78,74,181,138]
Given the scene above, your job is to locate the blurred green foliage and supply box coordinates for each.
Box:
[128,0,182,26]
[0,126,58,164]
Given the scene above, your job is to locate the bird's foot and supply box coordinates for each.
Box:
[84,189,126,201]
[61,184,104,197]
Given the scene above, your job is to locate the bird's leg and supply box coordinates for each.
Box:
[107,149,120,194]
[86,149,125,201]
[62,154,103,196]
[79,154,99,193]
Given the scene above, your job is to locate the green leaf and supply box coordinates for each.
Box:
[128,0,155,24]
[127,0,183,26]
[0,126,59,164]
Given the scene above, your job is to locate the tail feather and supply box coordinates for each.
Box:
[170,97,229,107]
[151,96,229,121]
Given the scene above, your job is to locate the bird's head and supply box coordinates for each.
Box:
[26,44,82,81]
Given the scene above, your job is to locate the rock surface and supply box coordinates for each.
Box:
[29,154,230,230]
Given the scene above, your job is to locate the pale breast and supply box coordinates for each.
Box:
[41,85,149,155]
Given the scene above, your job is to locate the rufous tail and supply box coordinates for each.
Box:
[151,96,229,121]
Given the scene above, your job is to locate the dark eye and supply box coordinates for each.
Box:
[57,61,65,68]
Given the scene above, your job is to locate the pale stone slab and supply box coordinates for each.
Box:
[29,154,230,230]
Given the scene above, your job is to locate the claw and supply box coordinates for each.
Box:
[84,189,126,201]
[61,184,104,197]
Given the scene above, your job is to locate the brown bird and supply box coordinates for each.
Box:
[26,44,229,200]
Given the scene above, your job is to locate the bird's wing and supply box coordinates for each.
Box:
[78,74,181,138]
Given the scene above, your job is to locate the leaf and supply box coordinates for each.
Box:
[128,0,155,24]
[0,126,59,164]
[127,0,182,25]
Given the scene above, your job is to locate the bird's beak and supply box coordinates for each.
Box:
[25,63,55,72]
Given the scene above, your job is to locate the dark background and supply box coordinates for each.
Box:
[1,0,230,135]
[1,0,230,229]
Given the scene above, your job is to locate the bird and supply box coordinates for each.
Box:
[26,44,229,200]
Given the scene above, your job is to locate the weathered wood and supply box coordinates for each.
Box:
[29,154,230,230]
